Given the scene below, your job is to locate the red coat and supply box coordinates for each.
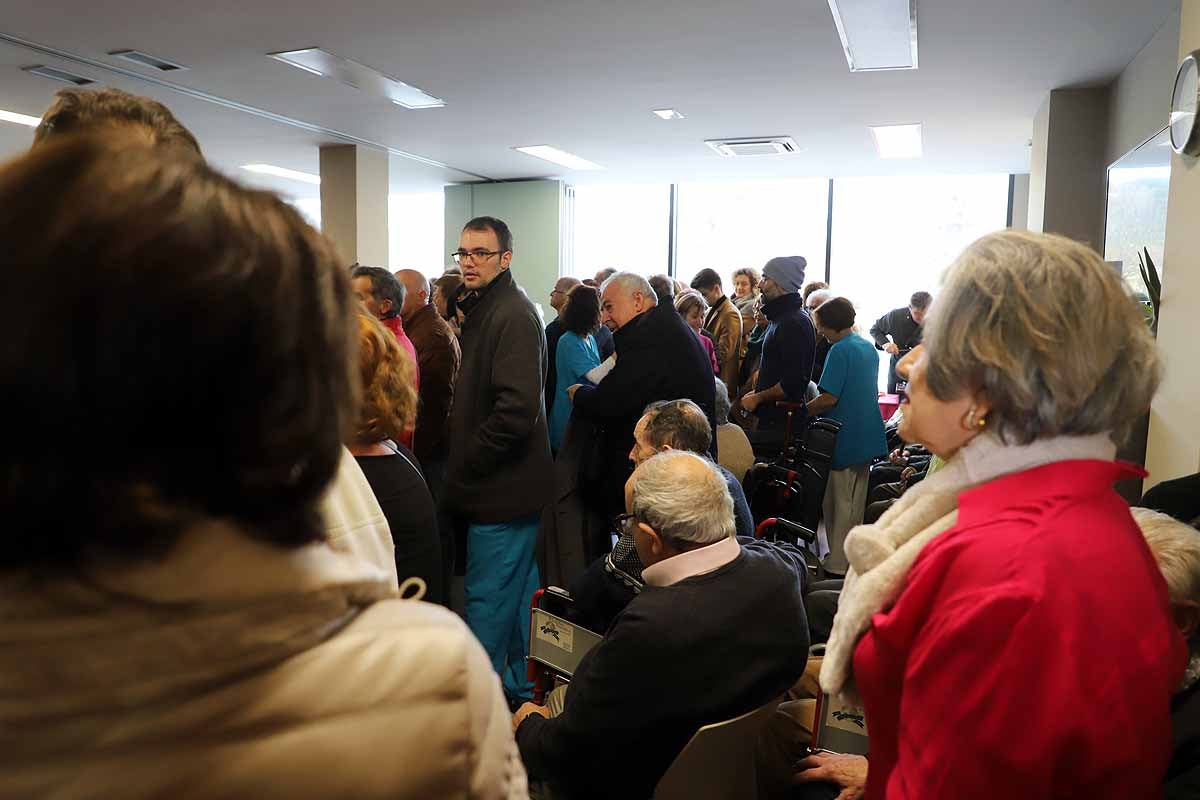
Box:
[854,459,1187,799]
[380,315,420,449]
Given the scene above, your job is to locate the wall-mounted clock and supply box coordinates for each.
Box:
[1171,50,1200,156]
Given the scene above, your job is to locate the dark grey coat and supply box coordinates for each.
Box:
[444,269,554,523]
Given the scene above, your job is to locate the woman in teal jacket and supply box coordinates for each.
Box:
[549,285,602,452]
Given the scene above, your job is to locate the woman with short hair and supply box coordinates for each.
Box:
[805,296,887,574]
[350,313,444,605]
[675,289,719,374]
[548,285,602,452]
[0,135,525,798]
[731,267,761,315]
[813,230,1185,799]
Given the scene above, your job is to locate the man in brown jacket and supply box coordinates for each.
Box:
[397,269,463,596]
[691,268,743,405]
[396,269,462,468]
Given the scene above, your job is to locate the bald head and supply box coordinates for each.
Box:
[551,276,582,313]
[395,269,430,320]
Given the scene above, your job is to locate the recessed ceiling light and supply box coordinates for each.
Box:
[109,49,189,73]
[0,109,42,128]
[869,123,923,159]
[240,163,322,185]
[652,109,684,120]
[828,0,918,72]
[22,65,95,86]
[269,48,445,109]
[513,145,602,171]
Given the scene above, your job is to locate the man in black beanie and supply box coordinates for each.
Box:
[738,256,816,449]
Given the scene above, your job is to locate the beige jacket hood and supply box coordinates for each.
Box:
[0,523,527,799]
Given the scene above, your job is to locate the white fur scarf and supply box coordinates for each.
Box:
[818,432,1118,706]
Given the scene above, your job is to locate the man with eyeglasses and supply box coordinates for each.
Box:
[444,216,554,709]
[567,398,755,632]
[513,451,809,800]
[544,276,581,417]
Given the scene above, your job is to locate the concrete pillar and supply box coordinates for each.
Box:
[319,144,389,265]
[1145,0,1200,488]
[1009,174,1030,230]
[1026,88,1110,252]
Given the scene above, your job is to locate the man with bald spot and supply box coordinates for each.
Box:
[397,269,462,597]
[396,269,461,468]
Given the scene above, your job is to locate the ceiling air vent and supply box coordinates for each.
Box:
[22,65,95,86]
[705,137,800,157]
[109,50,189,72]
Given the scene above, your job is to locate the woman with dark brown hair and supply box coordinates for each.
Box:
[350,313,444,605]
[0,135,525,798]
[548,284,602,452]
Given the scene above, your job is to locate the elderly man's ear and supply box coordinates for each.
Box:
[1173,600,1200,639]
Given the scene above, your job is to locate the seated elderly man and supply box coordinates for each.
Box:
[515,451,809,800]
[1133,508,1200,799]
[568,398,754,631]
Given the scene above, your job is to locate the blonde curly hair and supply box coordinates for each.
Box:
[923,230,1160,445]
[353,314,417,445]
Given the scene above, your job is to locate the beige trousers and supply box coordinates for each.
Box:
[821,463,870,574]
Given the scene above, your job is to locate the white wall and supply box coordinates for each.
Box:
[444,180,565,323]
[1145,0,1200,487]
[1106,11,1182,167]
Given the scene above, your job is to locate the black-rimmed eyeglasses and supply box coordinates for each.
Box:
[451,249,501,265]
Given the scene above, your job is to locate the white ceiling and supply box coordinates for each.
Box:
[0,0,1180,199]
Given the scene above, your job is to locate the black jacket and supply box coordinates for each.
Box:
[572,304,717,513]
[870,306,923,392]
[445,270,554,523]
[754,292,816,430]
[517,539,810,800]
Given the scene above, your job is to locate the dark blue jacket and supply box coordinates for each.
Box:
[754,292,816,430]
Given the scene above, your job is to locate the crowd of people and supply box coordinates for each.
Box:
[0,85,1196,800]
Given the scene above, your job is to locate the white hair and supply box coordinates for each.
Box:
[601,272,658,307]
[806,288,833,309]
[631,450,734,545]
[713,378,732,421]
[1132,507,1200,606]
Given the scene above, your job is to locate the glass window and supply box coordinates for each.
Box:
[1104,127,1170,302]
[389,192,447,279]
[571,184,671,280]
[675,179,829,288]
[829,174,1010,390]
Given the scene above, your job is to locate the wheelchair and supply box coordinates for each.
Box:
[745,404,842,538]
[525,586,790,799]
[527,586,604,705]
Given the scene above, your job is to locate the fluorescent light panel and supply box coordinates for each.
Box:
[870,123,923,159]
[22,64,94,86]
[240,163,322,185]
[0,109,42,127]
[652,108,684,120]
[270,48,444,109]
[827,0,918,71]
[513,145,602,171]
[109,49,189,72]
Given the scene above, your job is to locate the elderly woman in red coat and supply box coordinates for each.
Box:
[810,230,1187,799]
